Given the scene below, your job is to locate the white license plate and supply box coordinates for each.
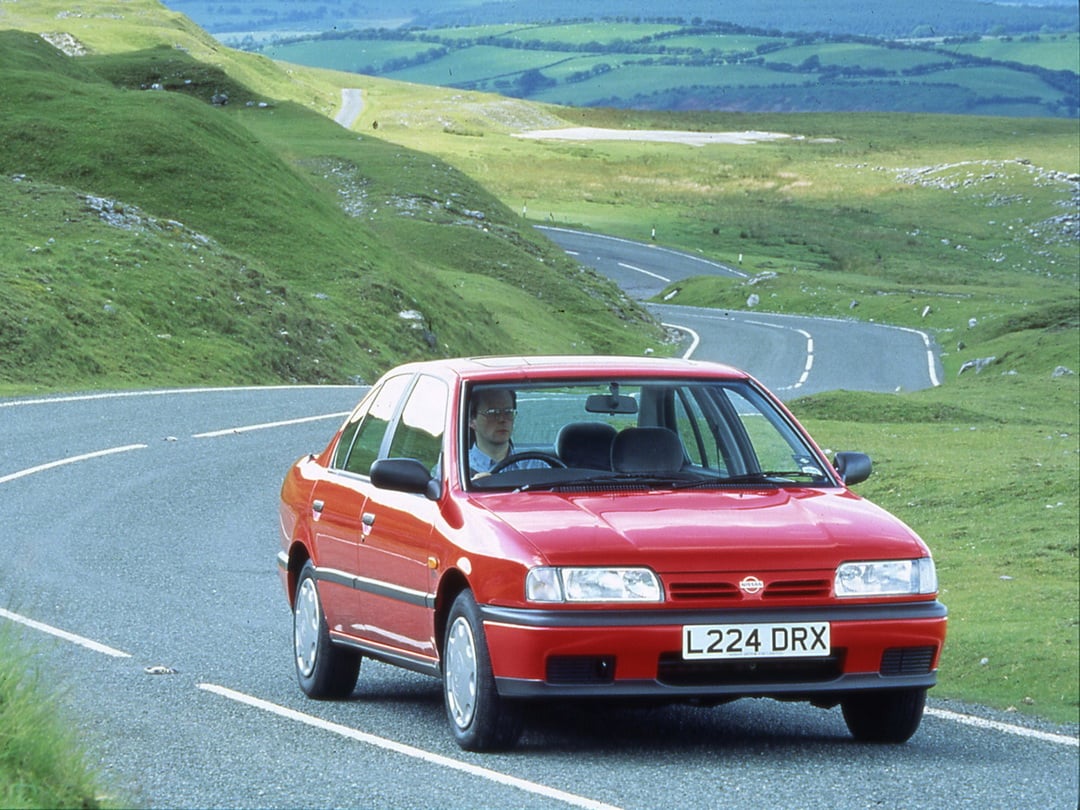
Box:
[682,622,830,660]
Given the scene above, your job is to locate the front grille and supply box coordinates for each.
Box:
[764,579,831,599]
[657,652,844,686]
[546,655,616,685]
[666,577,832,602]
[880,646,936,676]
[669,581,740,600]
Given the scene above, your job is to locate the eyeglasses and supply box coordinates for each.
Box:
[477,407,517,419]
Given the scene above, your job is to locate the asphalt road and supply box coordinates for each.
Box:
[1,238,1077,808]
[538,226,942,397]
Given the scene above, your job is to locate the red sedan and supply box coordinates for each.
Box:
[278,356,946,750]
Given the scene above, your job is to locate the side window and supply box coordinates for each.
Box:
[338,374,411,476]
[333,387,379,470]
[387,375,448,471]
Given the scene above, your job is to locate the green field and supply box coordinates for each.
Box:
[259,21,1080,117]
[944,32,1080,72]
[494,21,682,45]
[0,1,1077,803]
[264,38,434,73]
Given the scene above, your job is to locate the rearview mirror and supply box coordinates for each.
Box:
[585,393,638,414]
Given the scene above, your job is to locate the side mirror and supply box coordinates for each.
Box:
[833,451,872,486]
[370,458,441,500]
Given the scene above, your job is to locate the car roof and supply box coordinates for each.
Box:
[381,355,749,384]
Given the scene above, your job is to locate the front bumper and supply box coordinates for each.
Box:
[481,600,947,699]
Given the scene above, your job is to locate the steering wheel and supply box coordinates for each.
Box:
[489,451,567,474]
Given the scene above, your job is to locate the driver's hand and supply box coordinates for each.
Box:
[471,471,492,480]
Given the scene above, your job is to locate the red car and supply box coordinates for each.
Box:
[278,356,946,750]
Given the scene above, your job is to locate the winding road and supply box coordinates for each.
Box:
[1,235,1076,808]
[539,226,941,397]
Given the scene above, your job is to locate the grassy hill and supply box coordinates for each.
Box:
[0,3,1076,800]
[0,9,665,392]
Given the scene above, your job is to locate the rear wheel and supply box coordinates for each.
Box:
[841,688,926,743]
[293,561,360,699]
[443,591,523,751]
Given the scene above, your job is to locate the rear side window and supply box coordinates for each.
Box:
[334,374,411,475]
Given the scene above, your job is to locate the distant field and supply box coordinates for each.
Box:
[943,33,1080,72]
[268,39,432,73]
[644,34,785,53]
[259,23,1079,117]
[529,63,787,105]
[778,43,963,71]
[164,0,1080,41]
[494,21,682,45]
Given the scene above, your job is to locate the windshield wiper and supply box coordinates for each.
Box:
[717,470,826,485]
[526,472,687,492]
[519,470,830,492]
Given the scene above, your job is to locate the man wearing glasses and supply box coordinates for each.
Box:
[468,388,546,475]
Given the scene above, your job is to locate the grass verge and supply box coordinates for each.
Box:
[795,377,1078,723]
[0,627,105,808]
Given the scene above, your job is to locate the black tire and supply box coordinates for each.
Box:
[292,561,360,699]
[841,687,926,743]
[442,591,523,751]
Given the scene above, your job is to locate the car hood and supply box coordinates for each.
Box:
[473,487,928,571]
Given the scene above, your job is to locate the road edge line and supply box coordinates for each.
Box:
[927,706,1078,747]
[197,683,624,810]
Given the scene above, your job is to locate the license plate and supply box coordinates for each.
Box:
[682,622,830,660]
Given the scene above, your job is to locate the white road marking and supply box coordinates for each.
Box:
[894,324,942,387]
[617,261,670,283]
[0,444,148,485]
[743,319,813,390]
[198,683,624,810]
[0,608,131,658]
[0,384,360,409]
[662,316,813,387]
[193,412,348,438]
[663,322,700,359]
[926,707,1079,748]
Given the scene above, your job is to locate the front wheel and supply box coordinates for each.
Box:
[841,688,926,743]
[293,561,360,699]
[443,591,523,751]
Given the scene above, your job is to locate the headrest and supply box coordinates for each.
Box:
[611,427,684,473]
[556,421,617,469]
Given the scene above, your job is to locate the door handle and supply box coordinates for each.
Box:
[361,512,375,539]
[312,499,324,513]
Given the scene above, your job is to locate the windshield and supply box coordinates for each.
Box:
[463,378,835,490]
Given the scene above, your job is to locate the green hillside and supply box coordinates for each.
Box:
[0,17,664,391]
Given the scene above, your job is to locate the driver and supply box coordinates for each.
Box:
[468,388,547,476]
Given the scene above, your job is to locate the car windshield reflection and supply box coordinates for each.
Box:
[464,378,836,490]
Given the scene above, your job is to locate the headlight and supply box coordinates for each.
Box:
[526,567,662,603]
[834,558,937,597]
